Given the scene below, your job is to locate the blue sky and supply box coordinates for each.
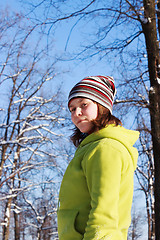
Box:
[1,0,114,100]
[1,2,148,237]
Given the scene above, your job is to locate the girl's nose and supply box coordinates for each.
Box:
[75,107,82,116]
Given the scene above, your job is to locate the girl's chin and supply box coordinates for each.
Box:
[77,125,94,134]
[76,120,94,133]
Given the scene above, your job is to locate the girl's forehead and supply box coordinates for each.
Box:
[69,97,90,107]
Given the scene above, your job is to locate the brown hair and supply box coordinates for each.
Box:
[70,103,122,147]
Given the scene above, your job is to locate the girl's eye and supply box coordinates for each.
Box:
[70,108,76,113]
[82,103,87,107]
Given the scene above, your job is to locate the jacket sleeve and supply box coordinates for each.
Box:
[81,140,125,240]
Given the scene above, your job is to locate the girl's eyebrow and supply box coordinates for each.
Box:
[69,98,84,108]
[69,103,75,108]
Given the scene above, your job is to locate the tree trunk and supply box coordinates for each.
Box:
[0,146,7,181]
[150,85,160,240]
[142,0,160,239]
[14,211,20,240]
[2,198,12,240]
[146,194,151,240]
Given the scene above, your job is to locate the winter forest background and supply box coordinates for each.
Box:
[0,0,160,239]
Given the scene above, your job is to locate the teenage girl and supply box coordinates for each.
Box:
[57,76,139,240]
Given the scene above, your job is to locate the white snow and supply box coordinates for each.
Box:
[157,77,160,84]
[141,17,152,24]
[150,86,156,93]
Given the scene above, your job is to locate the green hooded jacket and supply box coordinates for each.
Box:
[57,125,139,240]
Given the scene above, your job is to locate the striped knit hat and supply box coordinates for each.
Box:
[68,76,116,113]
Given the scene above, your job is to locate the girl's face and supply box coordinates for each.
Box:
[69,98,98,133]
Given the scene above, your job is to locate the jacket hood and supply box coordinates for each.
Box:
[79,125,139,170]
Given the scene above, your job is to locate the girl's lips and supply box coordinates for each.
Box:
[77,119,86,124]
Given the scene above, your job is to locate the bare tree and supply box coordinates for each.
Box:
[0,9,65,240]
[128,207,144,240]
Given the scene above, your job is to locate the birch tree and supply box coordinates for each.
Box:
[0,10,65,240]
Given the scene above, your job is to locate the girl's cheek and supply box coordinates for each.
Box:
[71,115,75,124]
